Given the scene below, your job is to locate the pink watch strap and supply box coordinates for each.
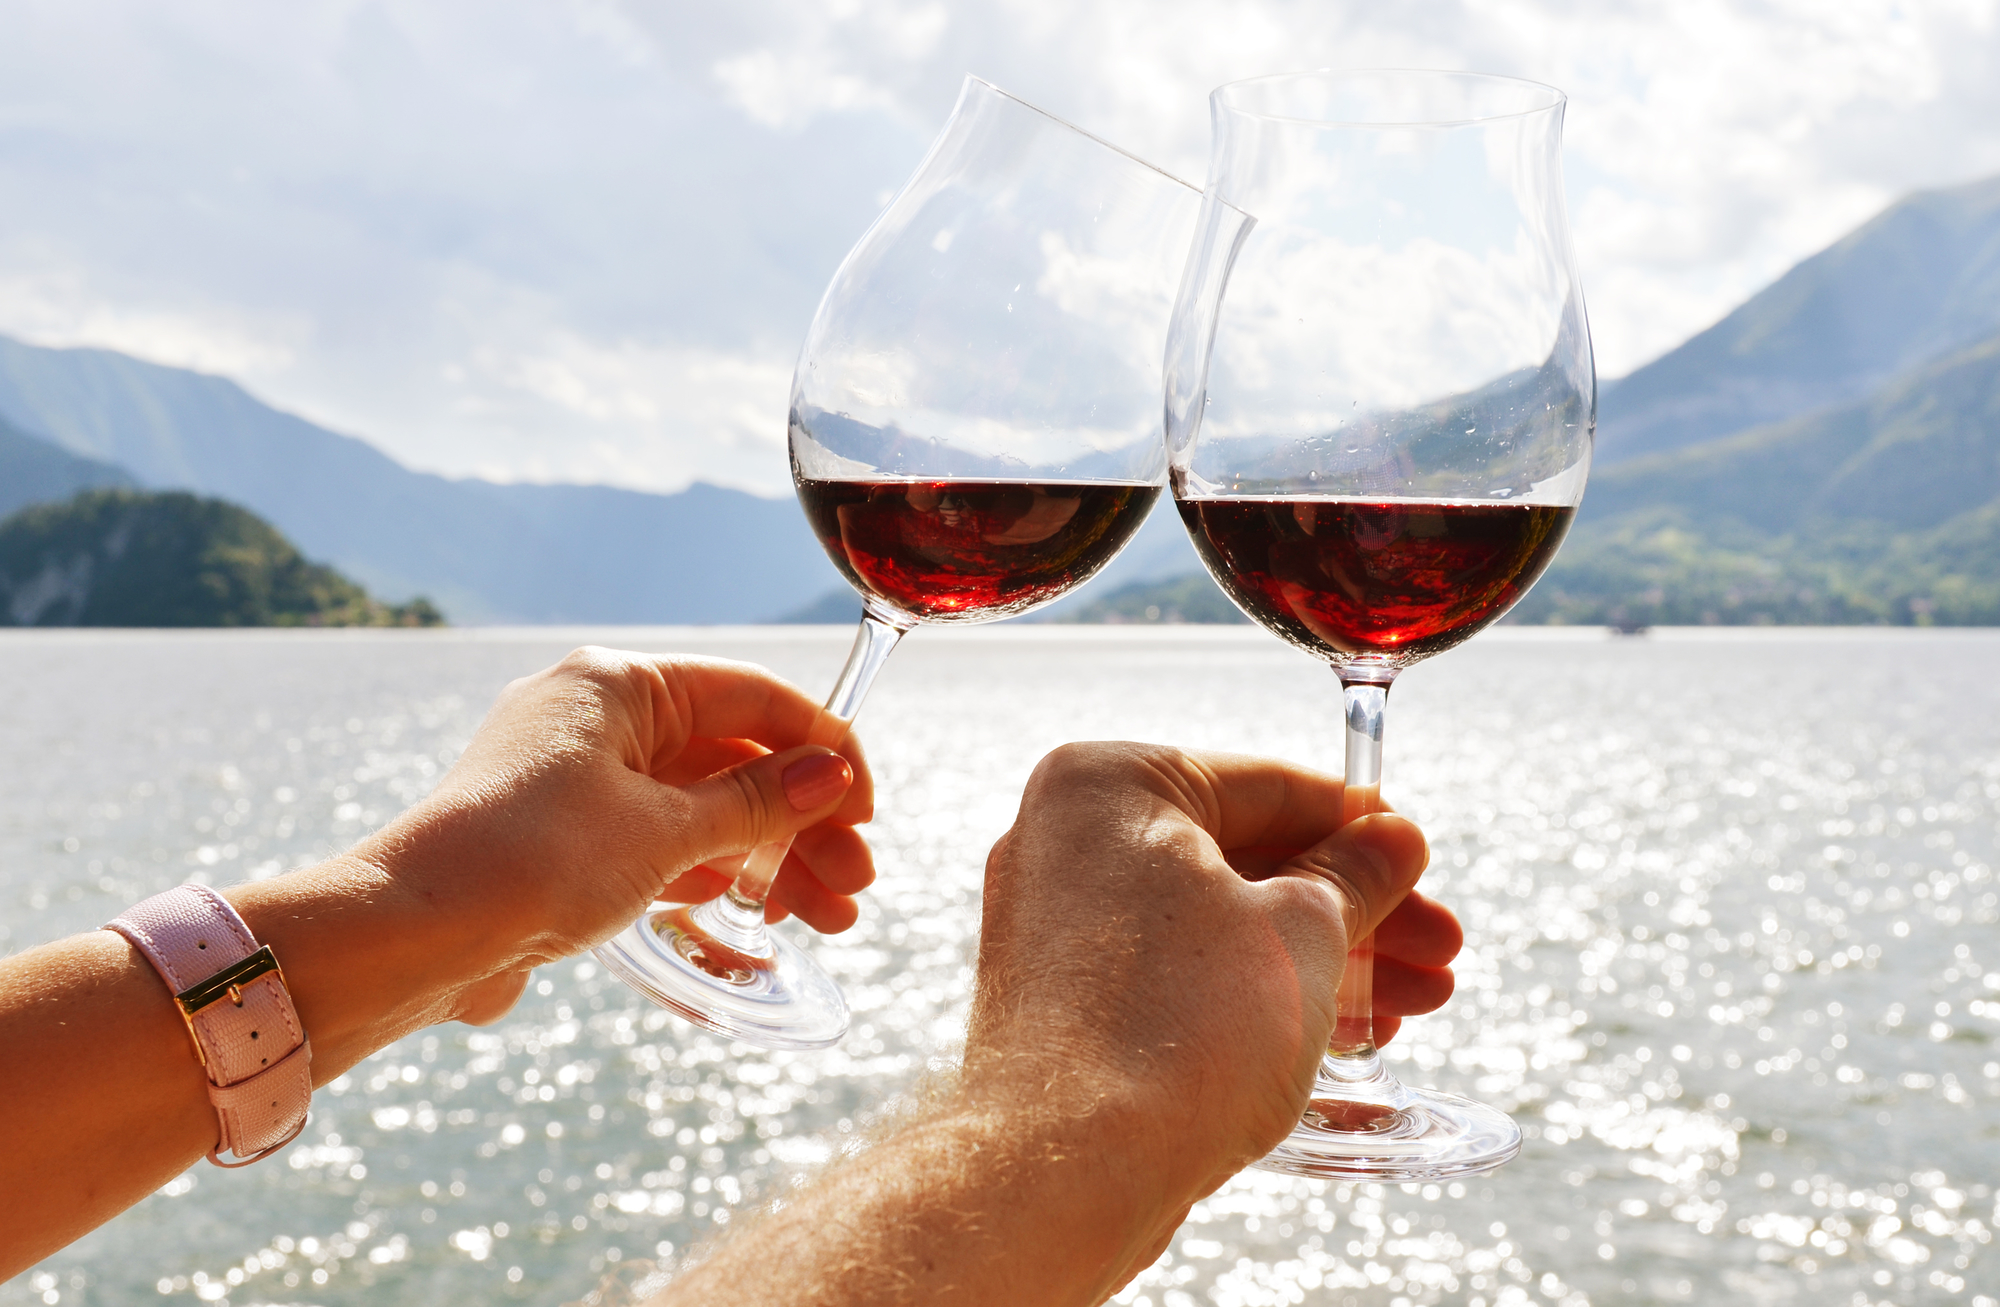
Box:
[106,885,313,1167]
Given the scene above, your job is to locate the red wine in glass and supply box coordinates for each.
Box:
[1165,70,1592,1181]
[800,478,1160,622]
[596,75,1202,1052]
[1176,498,1574,664]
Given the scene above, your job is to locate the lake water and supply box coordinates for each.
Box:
[3,626,1998,1307]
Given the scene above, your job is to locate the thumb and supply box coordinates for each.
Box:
[1276,812,1429,944]
[673,745,855,865]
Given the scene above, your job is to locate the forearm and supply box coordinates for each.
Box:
[0,849,509,1277]
[655,1093,1187,1307]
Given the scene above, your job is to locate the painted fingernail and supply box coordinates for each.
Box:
[782,753,853,811]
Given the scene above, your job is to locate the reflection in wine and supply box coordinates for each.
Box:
[799,478,1160,623]
[1177,498,1574,668]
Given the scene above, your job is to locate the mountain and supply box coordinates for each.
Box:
[0,414,134,520]
[1058,173,2000,629]
[1515,327,2000,626]
[1586,331,2000,534]
[6,170,1997,630]
[1596,173,2000,465]
[0,489,442,627]
[0,335,841,623]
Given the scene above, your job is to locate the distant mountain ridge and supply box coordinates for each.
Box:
[1586,331,2000,534]
[5,172,1999,629]
[0,336,842,623]
[1596,173,2000,465]
[1075,172,2000,628]
[1510,325,2000,626]
[0,412,133,520]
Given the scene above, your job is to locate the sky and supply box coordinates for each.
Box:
[1,0,1997,496]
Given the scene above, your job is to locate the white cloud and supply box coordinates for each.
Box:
[707,0,945,129]
[458,332,794,489]
[1205,230,1571,433]
[713,49,902,130]
[686,0,2000,376]
[0,245,311,377]
[0,280,307,381]
[0,0,1995,495]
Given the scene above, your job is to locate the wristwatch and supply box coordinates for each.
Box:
[106,884,313,1166]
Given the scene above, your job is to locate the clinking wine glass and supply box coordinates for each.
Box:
[1166,70,1594,1178]
[595,76,1204,1049]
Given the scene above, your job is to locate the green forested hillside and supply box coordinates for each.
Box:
[0,490,443,627]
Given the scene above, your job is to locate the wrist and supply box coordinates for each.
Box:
[681,1087,1192,1307]
[223,847,513,1083]
[951,1044,1215,1235]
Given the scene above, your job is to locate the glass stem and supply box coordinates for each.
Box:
[1328,674,1392,1061]
[685,607,912,955]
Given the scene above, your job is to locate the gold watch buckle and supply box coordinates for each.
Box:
[176,946,282,1018]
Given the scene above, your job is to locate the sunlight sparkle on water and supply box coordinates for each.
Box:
[2,628,1996,1306]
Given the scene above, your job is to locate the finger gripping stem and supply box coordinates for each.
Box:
[727,611,907,909]
[1329,677,1390,1058]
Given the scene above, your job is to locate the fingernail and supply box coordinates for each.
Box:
[782,753,853,811]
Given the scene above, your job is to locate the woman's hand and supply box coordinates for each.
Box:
[0,646,876,1276]
[346,646,877,1025]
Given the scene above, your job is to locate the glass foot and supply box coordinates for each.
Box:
[1256,1054,1522,1182]
[593,904,849,1051]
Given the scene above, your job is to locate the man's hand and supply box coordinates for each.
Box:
[968,743,1454,1239]
[653,741,1456,1307]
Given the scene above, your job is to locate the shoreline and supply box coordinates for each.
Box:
[2,623,1997,646]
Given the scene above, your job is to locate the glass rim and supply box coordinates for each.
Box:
[962,75,1201,193]
[1211,68,1567,129]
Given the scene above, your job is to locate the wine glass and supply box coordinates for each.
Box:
[1165,70,1594,1179]
[595,76,1205,1049]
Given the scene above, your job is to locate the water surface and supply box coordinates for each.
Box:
[3,627,1997,1307]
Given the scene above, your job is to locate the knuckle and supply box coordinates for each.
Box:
[556,645,617,676]
[548,646,640,705]
[984,829,1016,876]
[721,764,778,832]
[1290,845,1359,894]
[1272,871,1348,935]
[1034,738,1116,775]
[1030,740,1184,793]
[1283,851,1372,928]
[1024,740,1111,797]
